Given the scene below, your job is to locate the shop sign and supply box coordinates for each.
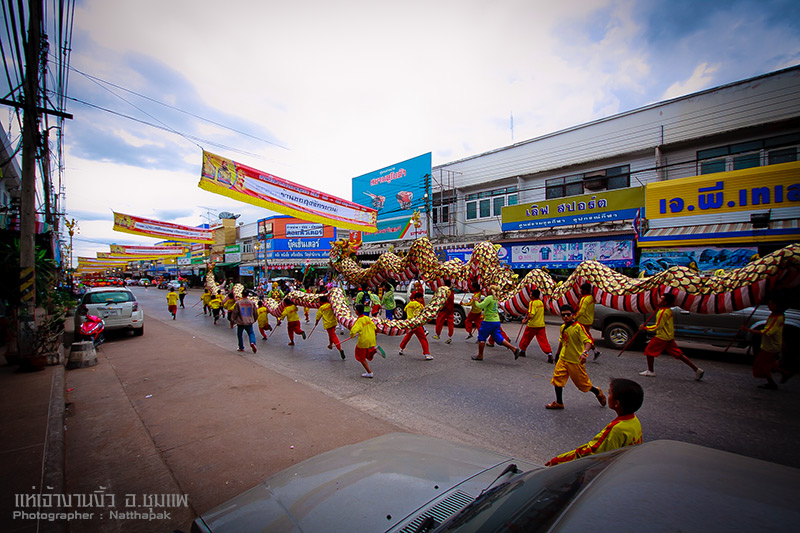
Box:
[286,223,324,238]
[224,245,240,253]
[509,238,634,269]
[225,252,242,263]
[177,257,191,266]
[639,246,757,275]
[239,265,255,276]
[645,161,800,220]
[502,187,643,231]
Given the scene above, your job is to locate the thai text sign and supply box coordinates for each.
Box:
[266,238,335,260]
[112,212,214,244]
[501,187,643,231]
[286,223,324,238]
[645,161,800,219]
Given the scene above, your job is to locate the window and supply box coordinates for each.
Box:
[698,134,800,174]
[465,186,518,220]
[242,242,253,254]
[546,165,630,199]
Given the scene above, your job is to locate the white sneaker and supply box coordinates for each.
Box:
[466,333,473,339]
[361,372,374,378]
[424,354,434,360]
[445,338,452,344]
[433,335,440,340]
[398,349,404,355]
[695,368,705,381]
[639,370,656,377]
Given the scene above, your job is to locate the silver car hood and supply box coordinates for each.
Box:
[194,432,541,532]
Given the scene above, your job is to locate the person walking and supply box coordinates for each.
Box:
[518,288,554,362]
[277,297,306,346]
[231,291,258,353]
[209,292,223,324]
[201,288,212,316]
[464,284,483,340]
[472,285,520,361]
[576,282,602,360]
[256,300,273,340]
[398,292,433,360]
[433,280,455,344]
[350,304,378,378]
[741,296,786,389]
[178,283,187,308]
[381,282,397,320]
[166,287,179,320]
[638,292,705,381]
[316,295,345,359]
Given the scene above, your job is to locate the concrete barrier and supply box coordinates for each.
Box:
[67,341,98,369]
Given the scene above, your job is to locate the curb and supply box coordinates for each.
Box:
[42,363,66,533]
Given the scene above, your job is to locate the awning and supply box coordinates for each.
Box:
[638,220,800,247]
[214,261,241,268]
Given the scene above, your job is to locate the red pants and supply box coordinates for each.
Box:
[644,337,683,358]
[326,327,342,349]
[435,312,454,338]
[400,327,430,354]
[355,346,376,363]
[287,320,304,342]
[519,326,552,354]
[465,312,482,334]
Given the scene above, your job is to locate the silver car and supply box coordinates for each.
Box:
[191,433,799,532]
[74,286,144,336]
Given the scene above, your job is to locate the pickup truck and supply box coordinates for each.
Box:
[393,286,509,326]
[592,304,800,352]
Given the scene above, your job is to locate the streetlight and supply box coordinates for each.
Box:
[64,218,79,293]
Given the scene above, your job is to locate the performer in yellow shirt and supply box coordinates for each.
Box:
[277,298,306,346]
[316,295,345,359]
[575,282,601,360]
[639,292,704,381]
[741,297,786,390]
[519,289,553,362]
[350,304,377,378]
[178,284,187,308]
[209,293,223,324]
[256,301,272,339]
[398,292,432,360]
[200,289,212,316]
[166,289,179,320]
[464,285,484,340]
[546,304,606,410]
[546,378,643,465]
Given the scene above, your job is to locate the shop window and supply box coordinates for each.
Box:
[698,134,800,174]
[465,186,518,220]
[768,147,798,165]
[546,165,630,199]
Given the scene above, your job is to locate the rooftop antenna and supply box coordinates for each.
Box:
[198,205,218,225]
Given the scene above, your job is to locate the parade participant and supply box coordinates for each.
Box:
[433,280,455,344]
[546,304,606,410]
[231,291,258,353]
[350,304,377,378]
[472,285,520,361]
[576,282,602,360]
[166,287,179,320]
[638,292,705,381]
[740,296,786,389]
[398,292,433,360]
[370,288,383,317]
[269,282,284,301]
[209,292,223,324]
[545,378,643,465]
[201,288,212,316]
[464,284,483,340]
[223,292,237,327]
[381,282,396,320]
[316,295,345,359]
[277,297,306,346]
[178,283,187,308]
[256,300,272,339]
[519,288,554,362]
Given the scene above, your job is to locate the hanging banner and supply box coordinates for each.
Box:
[112,212,214,244]
[199,150,377,233]
[99,252,184,261]
[109,244,188,256]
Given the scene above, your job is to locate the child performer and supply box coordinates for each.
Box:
[576,282,602,360]
[201,288,212,316]
[256,300,273,340]
[277,297,306,346]
[398,292,433,360]
[350,304,377,378]
[472,285,520,361]
[545,378,643,465]
[546,304,606,410]
[638,292,704,381]
[433,280,455,344]
[166,288,179,320]
[381,282,397,320]
[369,288,382,317]
[209,292,223,324]
[519,289,554,362]
[741,296,786,389]
[223,292,236,327]
[178,284,187,308]
[316,295,345,359]
[464,284,483,340]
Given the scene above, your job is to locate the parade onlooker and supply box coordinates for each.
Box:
[638,292,704,381]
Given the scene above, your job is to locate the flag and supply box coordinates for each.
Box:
[633,208,641,242]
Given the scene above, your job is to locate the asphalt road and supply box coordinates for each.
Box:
[127,286,800,469]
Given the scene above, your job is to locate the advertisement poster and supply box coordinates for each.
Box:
[266,238,336,260]
[112,212,214,244]
[639,246,757,275]
[509,239,634,269]
[200,150,377,233]
[351,153,431,243]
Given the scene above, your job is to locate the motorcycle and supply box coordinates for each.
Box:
[79,314,105,347]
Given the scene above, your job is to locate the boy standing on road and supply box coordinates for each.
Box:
[350,304,377,378]
[232,292,258,353]
[545,378,643,465]
[399,292,433,360]
[638,292,705,381]
[519,289,554,362]
[166,288,179,320]
[546,304,606,410]
[277,297,306,346]
[576,282,602,360]
[316,295,345,359]
[433,280,455,344]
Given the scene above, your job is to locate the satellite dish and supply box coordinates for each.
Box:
[218,212,241,220]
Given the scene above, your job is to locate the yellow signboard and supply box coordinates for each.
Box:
[645,161,800,219]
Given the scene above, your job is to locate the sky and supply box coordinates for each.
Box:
[5,0,800,263]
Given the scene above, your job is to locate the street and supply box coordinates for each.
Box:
[125,287,800,470]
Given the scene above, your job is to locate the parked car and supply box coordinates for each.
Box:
[166,280,182,291]
[592,304,800,351]
[74,286,144,337]
[191,433,800,533]
[138,278,151,286]
[393,285,508,326]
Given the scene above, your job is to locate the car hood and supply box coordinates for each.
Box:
[194,432,540,532]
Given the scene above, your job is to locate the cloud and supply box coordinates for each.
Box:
[662,62,721,100]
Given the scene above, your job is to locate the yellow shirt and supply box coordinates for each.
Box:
[761,314,784,353]
[645,308,674,341]
[548,414,642,465]
[257,306,269,328]
[201,293,212,304]
[178,286,186,294]
[576,295,595,326]
[166,292,179,306]
[224,298,236,311]
[404,300,424,320]
[350,315,377,348]
[280,304,300,322]
[558,321,592,364]
[467,292,482,314]
[526,300,545,328]
[317,303,337,330]
[209,296,223,309]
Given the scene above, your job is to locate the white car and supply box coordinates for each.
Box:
[74,287,144,337]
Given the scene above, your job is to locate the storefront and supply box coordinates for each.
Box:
[258,215,336,285]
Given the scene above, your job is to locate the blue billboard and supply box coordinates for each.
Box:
[352,153,431,243]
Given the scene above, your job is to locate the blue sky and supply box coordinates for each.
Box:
[5,0,800,260]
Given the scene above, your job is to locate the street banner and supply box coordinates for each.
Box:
[109,244,188,256]
[99,252,184,261]
[199,150,377,233]
[112,212,214,244]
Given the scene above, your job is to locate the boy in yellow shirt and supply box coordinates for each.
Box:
[463,284,483,340]
[201,289,212,316]
[741,296,785,389]
[166,288,179,320]
[209,293,223,324]
[277,297,306,346]
[639,292,704,381]
[575,282,601,360]
[316,295,345,359]
[546,304,606,410]
[519,289,553,362]
[350,304,377,378]
[546,378,643,465]
[256,300,273,340]
[398,292,432,360]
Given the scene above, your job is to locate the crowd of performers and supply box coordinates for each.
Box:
[166,276,792,465]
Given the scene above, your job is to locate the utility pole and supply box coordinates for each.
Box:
[19,0,43,354]
[424,173,431,239]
